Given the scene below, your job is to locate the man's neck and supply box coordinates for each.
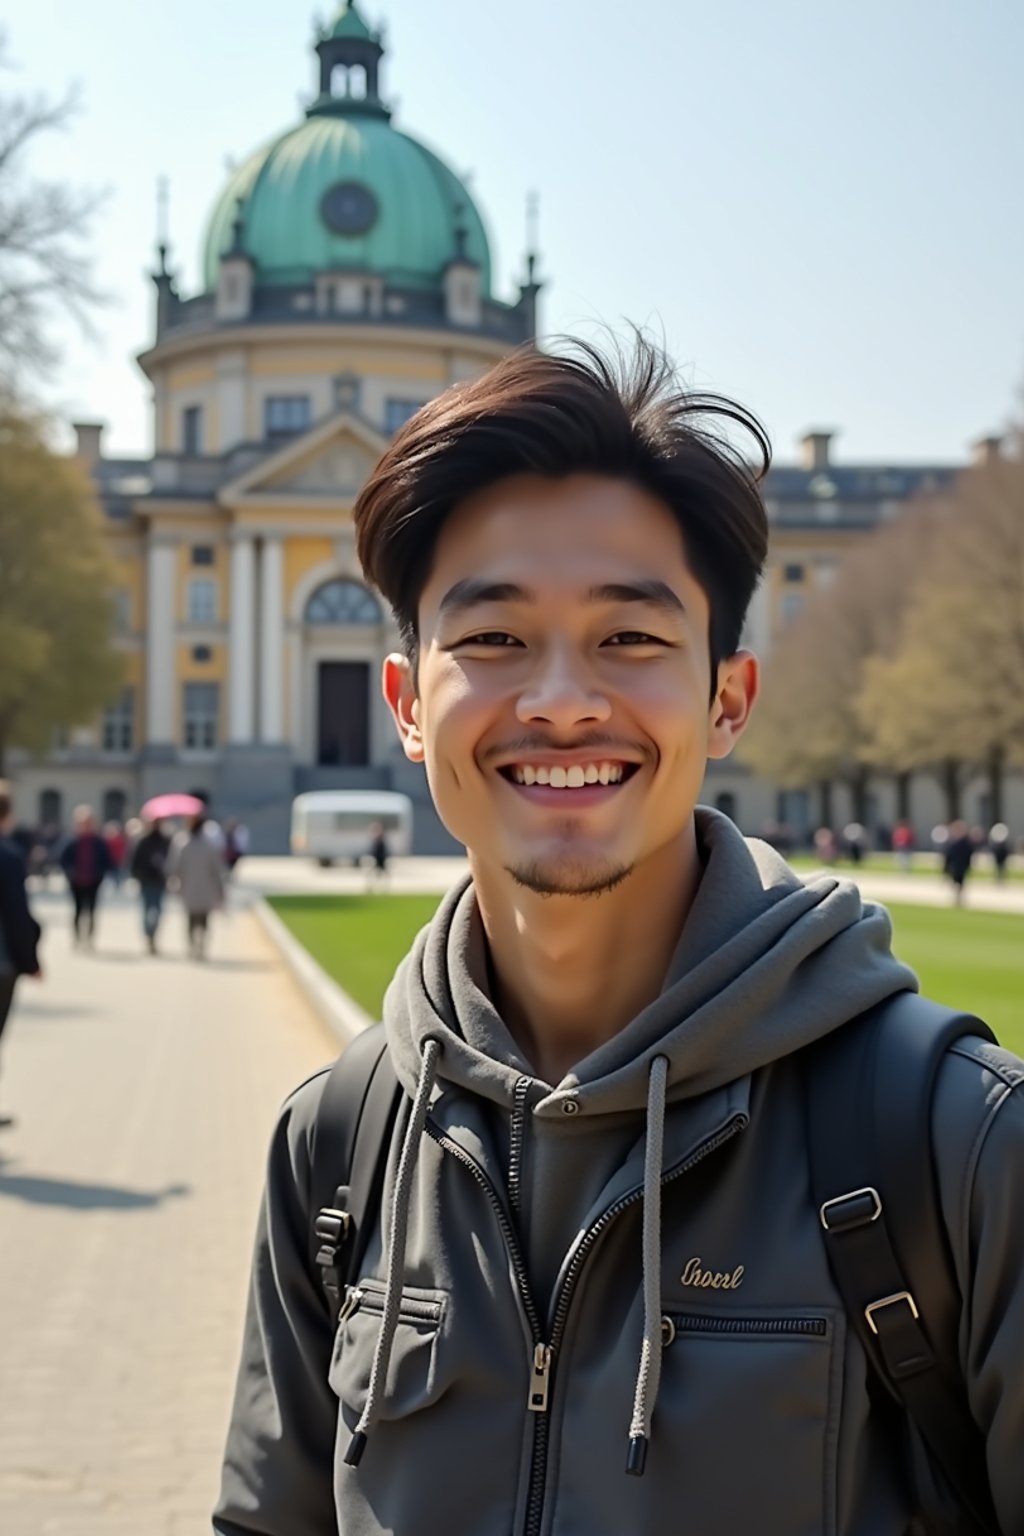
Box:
[471,824,703,1085]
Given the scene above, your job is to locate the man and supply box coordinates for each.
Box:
[0,782,42,1126]
[130,818,171,954]
[59,806,113,947]
[215,339,1024,1534]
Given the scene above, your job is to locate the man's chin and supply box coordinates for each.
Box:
[505,852,634,899]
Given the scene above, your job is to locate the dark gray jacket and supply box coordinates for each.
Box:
[215,810,1024,1535]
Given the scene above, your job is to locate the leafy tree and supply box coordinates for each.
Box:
[0,404,122,768]
[741,498,940,825]
[0,34,102,383]
[856,454,1024,821]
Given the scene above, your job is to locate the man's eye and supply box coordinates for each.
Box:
[606,632,663,646]
[461,632,522,647]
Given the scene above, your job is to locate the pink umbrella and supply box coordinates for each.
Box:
[140,793,206,821]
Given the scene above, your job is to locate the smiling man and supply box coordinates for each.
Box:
[215,339,1024,1536]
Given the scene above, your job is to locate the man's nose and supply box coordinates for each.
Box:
[514,647,612,730]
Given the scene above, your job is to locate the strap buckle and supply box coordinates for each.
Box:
[314,1206,351,1269]
[865,1290,920,1336]
[819,1186,882,1232]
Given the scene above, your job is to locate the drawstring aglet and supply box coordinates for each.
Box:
[344,1430,368,1467]
[626,1434,648,1477]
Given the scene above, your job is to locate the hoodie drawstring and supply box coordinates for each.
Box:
[344,1038,441,1468]
[626,1053,669,1476]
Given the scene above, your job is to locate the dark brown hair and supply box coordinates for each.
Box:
[355,334,770,691]
[0,780,11,825]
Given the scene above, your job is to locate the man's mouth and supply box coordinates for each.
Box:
[497,761,640,790]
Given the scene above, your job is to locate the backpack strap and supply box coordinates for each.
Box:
[803,991,999,1535]
[309,1023,403,1328]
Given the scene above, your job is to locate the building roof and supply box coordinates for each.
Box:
[325,2,376,42]
[202,114,492,293]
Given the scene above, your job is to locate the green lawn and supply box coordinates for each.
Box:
[789,854,1023,882]
[271,893,1022,1056]
[270,894,443,1017]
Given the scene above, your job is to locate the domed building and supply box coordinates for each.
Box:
[33,4,541,849]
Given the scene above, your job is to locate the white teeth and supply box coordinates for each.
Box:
[511,760,631,788]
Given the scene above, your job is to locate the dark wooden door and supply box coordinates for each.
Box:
[317,661,370,766]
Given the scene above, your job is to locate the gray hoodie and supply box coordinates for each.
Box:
[214,808,1024,1535]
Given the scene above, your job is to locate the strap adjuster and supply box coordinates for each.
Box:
[314,1206,351,1269]
[865,1290,920,1335]
[819,1186,882,1232]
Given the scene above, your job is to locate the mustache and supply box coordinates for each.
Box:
[481,734,648,764]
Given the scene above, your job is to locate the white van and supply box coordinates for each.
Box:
[290,790,414,867]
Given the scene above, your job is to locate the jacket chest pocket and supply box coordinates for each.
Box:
[328,1279,450,1423]
[651,1307,842,1536]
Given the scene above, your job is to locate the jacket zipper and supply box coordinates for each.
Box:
[523,1112,747,1536]
[661,1312,827,1345]
[508,1076,532,1220]
[340,1285,444,1327]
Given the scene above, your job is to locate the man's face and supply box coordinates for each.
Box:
[385,473,755,896]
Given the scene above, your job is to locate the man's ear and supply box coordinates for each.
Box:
[707,650,759,761]
[383,653,424,763]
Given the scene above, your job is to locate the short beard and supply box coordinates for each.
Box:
[506,856,634,899]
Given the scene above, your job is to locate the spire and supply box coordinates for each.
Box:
[311,3,390,119]
[227,197,249,259]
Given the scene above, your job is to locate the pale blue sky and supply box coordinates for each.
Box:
[9,0,1024,462]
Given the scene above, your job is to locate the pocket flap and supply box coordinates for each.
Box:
[329,1281,450,1422]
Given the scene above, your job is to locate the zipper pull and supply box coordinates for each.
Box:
[528,1343,552,1413]
[337,1286,364,1325]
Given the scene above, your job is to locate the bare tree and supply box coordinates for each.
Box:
[0,33,102,383]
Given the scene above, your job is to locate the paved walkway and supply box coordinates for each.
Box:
[0,884,337,1535]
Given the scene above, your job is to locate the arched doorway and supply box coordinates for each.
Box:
[38,788,63,829]
[304,578,383,767]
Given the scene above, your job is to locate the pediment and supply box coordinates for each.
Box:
[219,411,389,506]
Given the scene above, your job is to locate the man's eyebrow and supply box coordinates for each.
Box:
[437,577,687,619]
[587,581,688,618]
[438,580,531,616]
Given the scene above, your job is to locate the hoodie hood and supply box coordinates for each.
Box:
[383,805,917,1116]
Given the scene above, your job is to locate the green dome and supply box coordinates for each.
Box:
[202,113,493,295]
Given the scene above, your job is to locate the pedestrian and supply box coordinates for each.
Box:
[842,820,867,865]
[366,820,390,888]
[944,819,975,906]
[215,337,1024,1536]
[892,818,915,873]
[104,820,127,887]
[169,812,225,959]
[0,781,42,1127]
[989,823,1012,882]
[130,818,171,954]
[224,818,250,876]
[59,806,113,947]
[812,824,837,866]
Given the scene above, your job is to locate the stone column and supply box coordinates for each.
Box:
[145,539,177,744]
[228,534,256,743]
[259,536,285,743]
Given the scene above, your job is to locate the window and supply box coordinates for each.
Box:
[102,689,134,752]
[38,789,63,828]
[183,405,202,455]
[384,398,425,435]
[264,395,311,438]
[715,792,738,823]
[188,577,217,625]
[781,592,805,624]
[183,683,219,750]
[304,578,382,625]
[102,788,127,824]
[191,545,215,567]
[783,563,805,583]
[191,644,212,663]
